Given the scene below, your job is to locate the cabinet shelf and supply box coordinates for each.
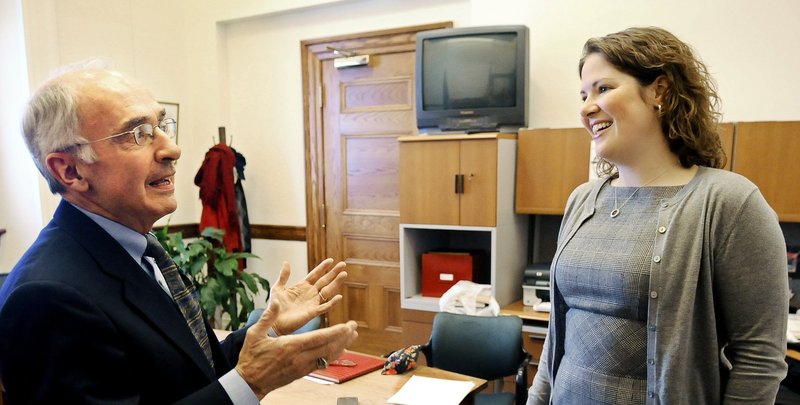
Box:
[399,134,527,317]
[400,222,527,312]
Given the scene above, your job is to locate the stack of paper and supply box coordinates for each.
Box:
[788,313,800,343]
[387,375,475,405]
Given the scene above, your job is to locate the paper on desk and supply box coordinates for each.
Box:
[303,375,334,385]
[788,313,800,343]
[387,375,475,405]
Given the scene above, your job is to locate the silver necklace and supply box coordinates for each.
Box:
[610,169,671,218]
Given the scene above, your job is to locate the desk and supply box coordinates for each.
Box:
[788,348,800,362]
[500,301,800,365]
[500,300,549,387]
[263,364,487,404]
[213,330,487,404]
[500,300,549,325]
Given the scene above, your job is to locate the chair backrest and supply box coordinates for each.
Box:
[422,312,525,381]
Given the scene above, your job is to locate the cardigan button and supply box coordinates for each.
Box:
[658,226,666,233]
[653,255,661,263]
[650,291,659,299]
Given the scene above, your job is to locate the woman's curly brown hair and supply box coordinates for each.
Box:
[578,26,727,177]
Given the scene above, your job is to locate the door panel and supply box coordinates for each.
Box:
[399,140,461,225]
[322,52,417,355]
[459,139,497,226]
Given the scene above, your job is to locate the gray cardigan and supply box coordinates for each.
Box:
[528,166,789,405]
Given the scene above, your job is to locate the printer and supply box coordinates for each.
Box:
[523,263,551,311]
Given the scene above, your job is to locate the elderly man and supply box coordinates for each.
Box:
[0,66,358,403]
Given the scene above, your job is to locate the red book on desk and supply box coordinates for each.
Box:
[308,351,385,383]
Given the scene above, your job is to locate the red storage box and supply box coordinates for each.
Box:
[421,251,487,297]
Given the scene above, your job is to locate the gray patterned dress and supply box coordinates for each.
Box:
[551,183,682,405]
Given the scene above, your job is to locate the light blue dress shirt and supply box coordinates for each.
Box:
[71,203,259,404]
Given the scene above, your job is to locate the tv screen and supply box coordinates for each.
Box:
[416,26,528,133]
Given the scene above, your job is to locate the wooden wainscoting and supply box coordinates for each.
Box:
[152,224,305,241]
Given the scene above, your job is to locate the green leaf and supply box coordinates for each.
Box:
[225,299,239,330]
[230,252,260,260]
[189,257,206,277]
[154,227,268,330]
[199,284,217,317]
[201,227,225,243]
[238,290,254,316]
[214,258,237,277]
[239,272,258,293]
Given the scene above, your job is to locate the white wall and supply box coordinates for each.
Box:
[12,0,800,285]
[468,0,800,126]
[0,0,40,273]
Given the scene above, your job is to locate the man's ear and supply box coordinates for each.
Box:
[45,152,88,191]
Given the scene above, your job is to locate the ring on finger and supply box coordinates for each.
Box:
[318,290,327,303]
[316,357,328,369]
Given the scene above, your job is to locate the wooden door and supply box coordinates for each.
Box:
[302,23,452,355]
[459,139,497,226]
[399,139,461,225]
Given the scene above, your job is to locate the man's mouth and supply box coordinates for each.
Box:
[149,177,172,187]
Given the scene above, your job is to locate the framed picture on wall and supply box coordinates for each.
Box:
[159,101,179,143]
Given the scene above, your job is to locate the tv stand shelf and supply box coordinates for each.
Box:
[398,134,527,314]
[403,132,513,141]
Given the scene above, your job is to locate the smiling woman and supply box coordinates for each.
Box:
[528,26,789,405]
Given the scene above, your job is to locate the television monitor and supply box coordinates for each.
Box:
[415,25,529,134]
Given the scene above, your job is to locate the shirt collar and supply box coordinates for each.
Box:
[69,202,148,263]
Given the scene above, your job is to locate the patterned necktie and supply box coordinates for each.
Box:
[144,233,214,368]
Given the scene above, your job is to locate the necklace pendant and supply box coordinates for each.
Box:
[610,208,620,218]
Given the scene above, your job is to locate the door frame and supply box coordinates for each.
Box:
[300,22,452,268]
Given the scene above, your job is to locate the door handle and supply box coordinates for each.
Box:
[454,174,465,194]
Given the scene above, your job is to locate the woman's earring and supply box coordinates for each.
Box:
[657,104,662,113]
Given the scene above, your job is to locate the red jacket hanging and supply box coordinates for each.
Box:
[194,143,242,254]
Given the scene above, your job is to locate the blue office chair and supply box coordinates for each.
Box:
[420,312,530,405]
[245,307,321,334]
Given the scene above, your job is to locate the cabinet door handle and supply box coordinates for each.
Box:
[454,174,465,194]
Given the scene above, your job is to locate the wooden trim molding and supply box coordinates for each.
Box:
[152,224,305,242]
[251,224,306,241]
[153,223,200,238]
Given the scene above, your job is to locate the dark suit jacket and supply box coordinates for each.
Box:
[0,201,249,404]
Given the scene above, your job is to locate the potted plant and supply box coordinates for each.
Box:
[153,226,270,330]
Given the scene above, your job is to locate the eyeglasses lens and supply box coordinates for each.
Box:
[160,119,177,138]
[132,119,176,146]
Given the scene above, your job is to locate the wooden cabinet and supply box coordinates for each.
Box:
[400,134,507,226]
[515,124,737,215]
[731,121,800,222]
[515,128,591,215]
[398,133,528,341]
[718,123,734,171]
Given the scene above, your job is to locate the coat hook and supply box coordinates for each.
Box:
[218,127,227,145]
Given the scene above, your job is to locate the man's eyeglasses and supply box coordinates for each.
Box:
[75,118,177,147]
